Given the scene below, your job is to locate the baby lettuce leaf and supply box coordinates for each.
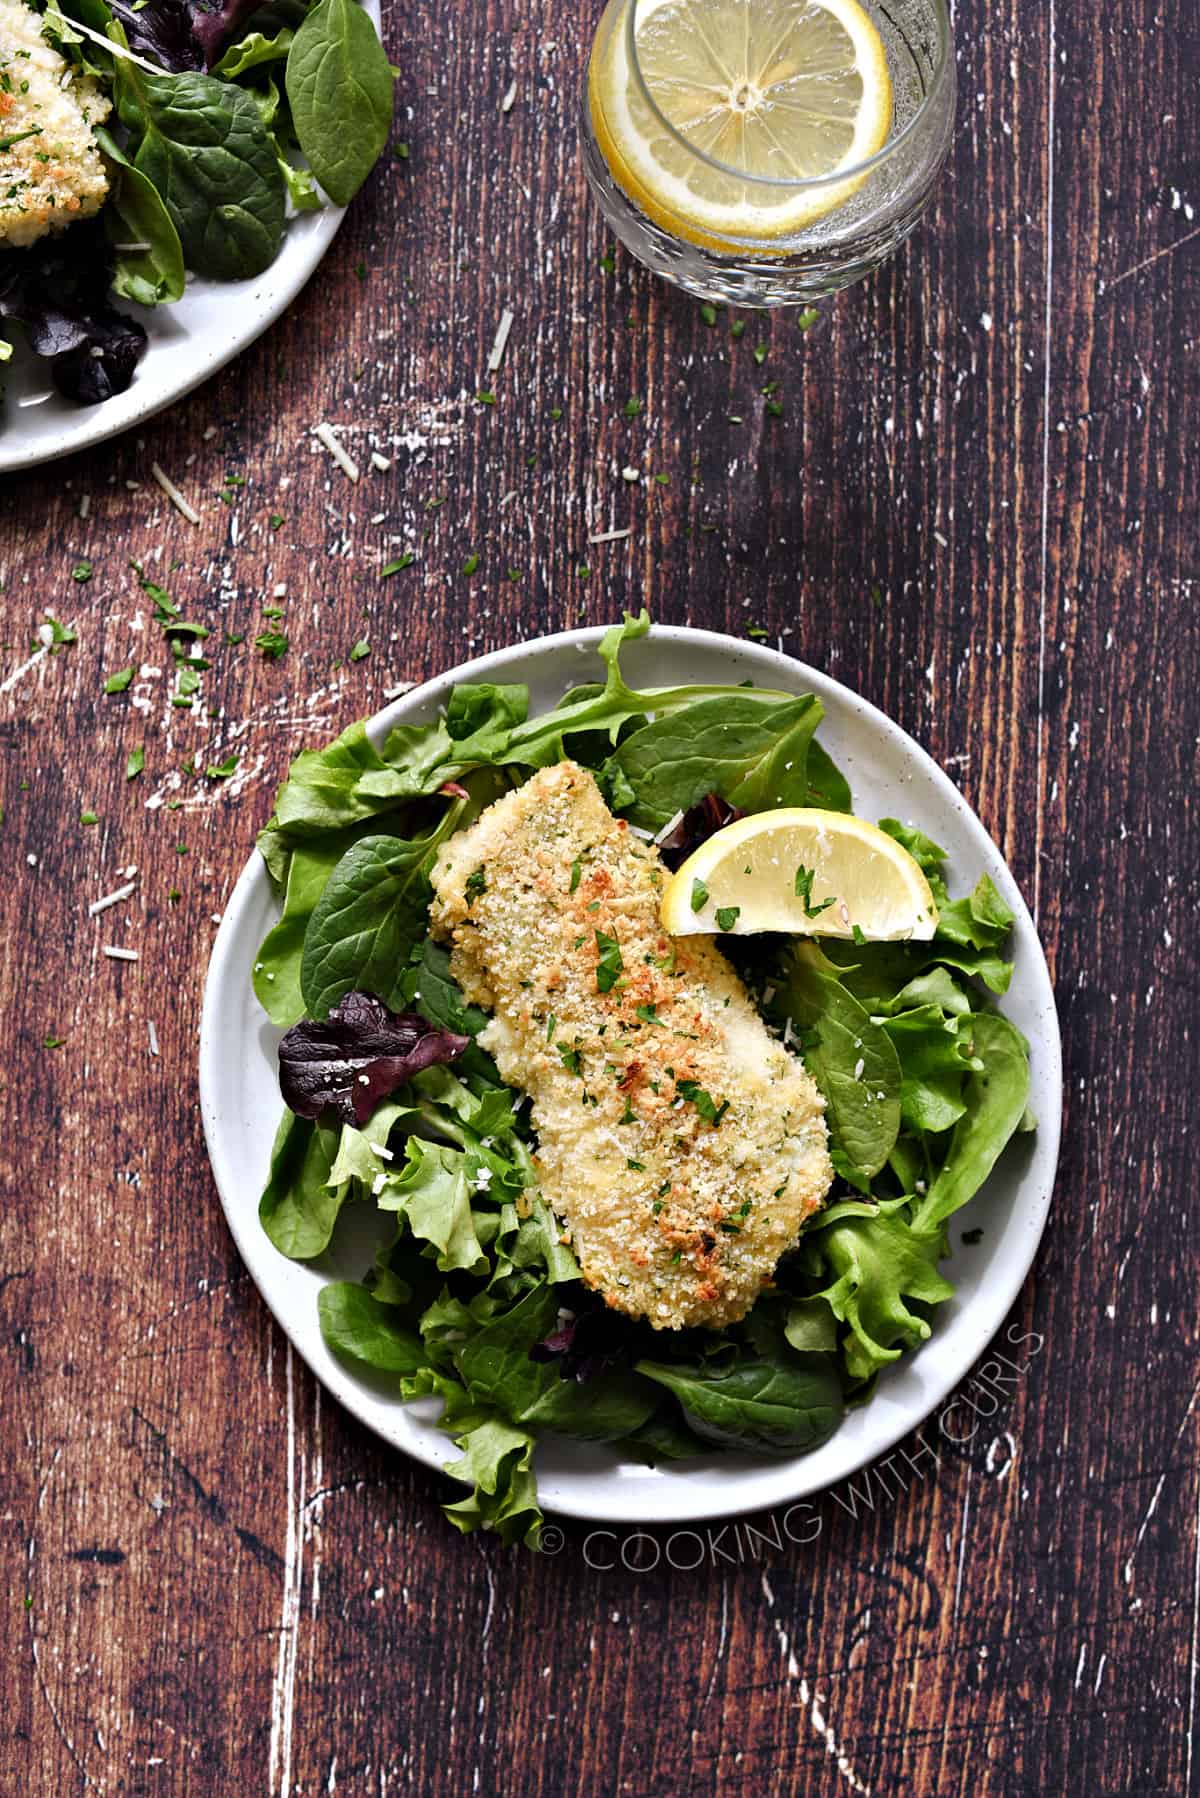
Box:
[278,991,468,1126]
[879,1003,982,1136]
[95,127,186,306]
[910,1012,1031,1233]
[285,0,394,205]
[317,1281,425,1373]
[114,53,286,279]
[213,25,294,77]
[807,1207,953,1382]
[258,1109,346,1258]
[440,1415,543,1547]
[375,1139,489,1275]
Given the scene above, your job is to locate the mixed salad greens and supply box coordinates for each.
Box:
[253,614,1034,1544]
[0,0,392,411]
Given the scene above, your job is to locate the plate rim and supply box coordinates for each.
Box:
[0,0,385,478]
[199,621,1063,1525]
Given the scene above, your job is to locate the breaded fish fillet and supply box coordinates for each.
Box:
[429,762,832,1330]
[0,0,111,249]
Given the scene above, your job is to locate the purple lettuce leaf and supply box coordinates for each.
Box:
[279,991,469,1127]
[657,793,744,871]
[189,0,264,65]
[107,0,204,70]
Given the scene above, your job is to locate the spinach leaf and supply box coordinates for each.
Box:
[285,0,394,206]
[602,693,824,829]
[258,1109,346,1258]
[770,945,902,1183]
[95,126,185,306]
[804,738,853,812]
[300,831,437,1019]
[254,830,366,1025]
[318,1281,425,1372]
[115,56,286,278]
[456,1285,657,1442]
[910,1012,1031,1233]
[635,1346,843,1453]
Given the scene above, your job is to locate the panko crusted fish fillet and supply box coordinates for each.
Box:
[0,0,111,248]
[429,762,832,1330]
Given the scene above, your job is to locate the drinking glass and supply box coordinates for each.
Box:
[581,0,955,306]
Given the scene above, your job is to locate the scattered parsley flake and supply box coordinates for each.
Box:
[269,513,285,531]
[43,1034,66,1048]
[851,923,867,944]
[594,928,623,994]
[381,554,415,577]
[794,864,836,917]
[465,866,487,905]
[126,746,145,781]
[676,1079,729,1125]
[730,319,746,339]
[206,755,239,779]
[71,560,93,583]
[753,344,768,365]
[690,876,709,912]
[104,667,134,694]
[700,303,717,326]
[623,396,642,418]
[797,307,820,330]
[715,906,740,932]
[349,639,371,662]
[255,629,289,661]
[80,810,98,826]
[569,855,583,894]
[558,1043,583,1076]
[462,552,480,575]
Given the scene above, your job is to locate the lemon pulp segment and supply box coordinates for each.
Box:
[660,807,939,940]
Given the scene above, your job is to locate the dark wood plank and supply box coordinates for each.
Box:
[1,0,1197,1792]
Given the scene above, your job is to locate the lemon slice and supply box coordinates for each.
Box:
[660,808,939,940]
[590,0,893,245]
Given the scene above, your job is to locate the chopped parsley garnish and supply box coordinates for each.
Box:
[626,1159,645,1171]
[794,864,836,918]
[797,307,820,331]
[676,1079,729,1126]
[851,923,867,944]
[270,514,285,531]
[558,1044,583,1076]
[126,747,145,781]
[80,811,98,826]
[462,553,480,576]
[715,905,740,932]
[38,615,76,652]
[103,667,134,694]
[730,319,746,339]
[594,929,623,993]
[464,866,487,905]
[635,1003,661,1026]
[381,554,415,577]
[618,1095,637,1124]
[349,639,371,662]
[255,629,289,661]
[475,390,496,405]
[753,344,768,366]
[71,560,93,583]
[43,1035,66,1049]
[545,1014,556,1041]
[206,755,239,779]
[623,396,643,418]
[569,855,583,894]
[699,303,717,326]
[690,876,709,912]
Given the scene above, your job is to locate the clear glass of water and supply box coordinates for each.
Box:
[581,0,955,307]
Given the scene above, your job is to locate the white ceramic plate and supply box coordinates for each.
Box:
[200,625,1062,1526]
[0,0,380,477]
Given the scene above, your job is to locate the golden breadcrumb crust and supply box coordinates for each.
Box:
[430,761,832,1330]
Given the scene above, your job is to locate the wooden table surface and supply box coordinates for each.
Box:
[2,1,1197,1792]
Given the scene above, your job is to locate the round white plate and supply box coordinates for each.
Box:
[200,624,1062,1526]
[0,0,380,477]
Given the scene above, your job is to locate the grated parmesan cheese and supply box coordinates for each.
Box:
[150,462,201,525]
[313,422,360,483]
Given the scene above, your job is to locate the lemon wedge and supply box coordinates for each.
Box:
[589,0,893,245]
[660,807,939,940]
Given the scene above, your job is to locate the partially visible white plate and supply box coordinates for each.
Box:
[0,0,380,476]
[199,624,1063,1526]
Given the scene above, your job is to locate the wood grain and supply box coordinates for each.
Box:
[2,0,1197,1792]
